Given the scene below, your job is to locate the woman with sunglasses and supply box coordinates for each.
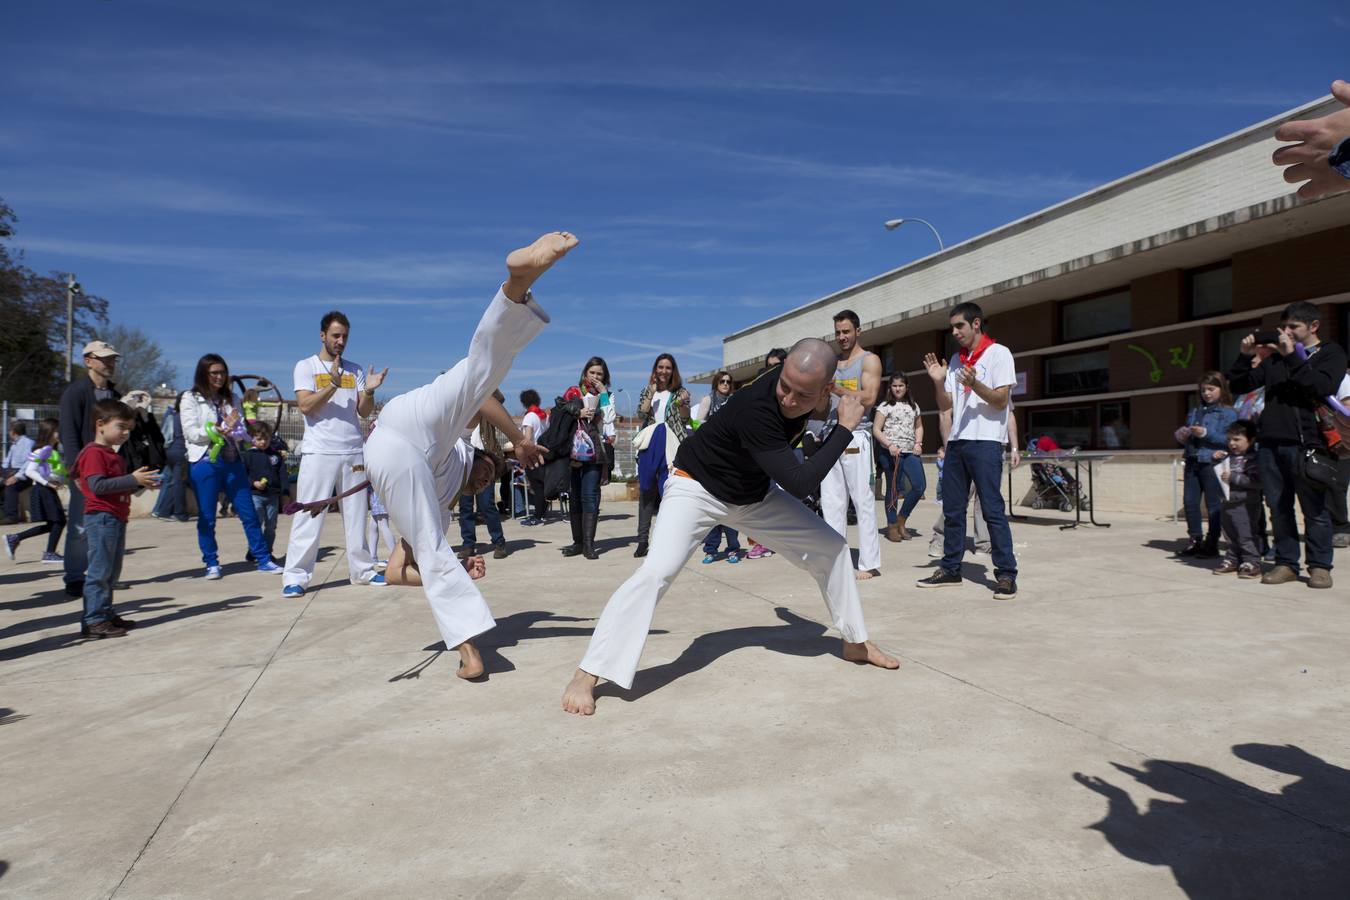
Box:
[697,371,743,563]
[179,354,283,579]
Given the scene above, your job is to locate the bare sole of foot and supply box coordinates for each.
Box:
[456,640,484,680]
[504,232,579,299]
[842,640,900,669]
[562,668,599,715]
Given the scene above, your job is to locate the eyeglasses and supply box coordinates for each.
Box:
[208,370,227,377]
[718,378,732,384]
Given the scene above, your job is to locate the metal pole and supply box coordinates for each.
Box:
[906,217,945,251]
[65,273,75,383]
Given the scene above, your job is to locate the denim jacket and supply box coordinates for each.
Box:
[1184,403,1236,463]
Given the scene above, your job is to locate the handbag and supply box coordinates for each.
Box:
[571,424,597,462]
[1300,445,1338,490]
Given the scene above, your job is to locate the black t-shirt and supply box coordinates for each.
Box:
[673,369,852,505]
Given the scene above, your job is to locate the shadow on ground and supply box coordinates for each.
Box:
[0,593,262,662]
[1075,743,1350,897]
[595,607,842,704]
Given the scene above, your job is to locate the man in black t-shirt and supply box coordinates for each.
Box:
[562,339,900,716]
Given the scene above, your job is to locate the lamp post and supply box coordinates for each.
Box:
[883,218,944,252]
[65,274,82,382]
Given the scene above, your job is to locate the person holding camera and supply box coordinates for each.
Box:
[1173,372,1236,560]
[1227,302,1346,589]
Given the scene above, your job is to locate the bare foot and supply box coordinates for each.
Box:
[561,668,599,715]
[503,231,579,300]
[855,569,879,581]
[455,640,484,679]
[842,640,900,669]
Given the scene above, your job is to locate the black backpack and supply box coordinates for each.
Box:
[122,411,167,472]
[533,396,581,460]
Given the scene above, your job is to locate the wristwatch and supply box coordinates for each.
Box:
[1330,136,1350,180]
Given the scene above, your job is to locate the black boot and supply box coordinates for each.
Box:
[583,511,599,560]
[560,503,584,557]
[1195,534,1220,559]
[1178,537,1203,557]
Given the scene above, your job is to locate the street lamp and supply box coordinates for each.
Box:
[65,275,82,383]
[883,218,944,251]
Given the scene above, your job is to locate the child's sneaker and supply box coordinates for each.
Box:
[4,534,18,561]
[726,551,741,564]
[1213,560,1239,575]
[41,551,63,564]
[745,545,765,560]
[702,553,716,565]
[256,560,284,573]
[204,565,223,580]
[1237,562,1262,579]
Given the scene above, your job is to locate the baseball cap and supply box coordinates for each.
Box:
[81,340,121,359]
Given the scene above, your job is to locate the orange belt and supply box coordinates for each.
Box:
[671,468,694,479]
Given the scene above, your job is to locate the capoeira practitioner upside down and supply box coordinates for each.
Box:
[364,232,577,679]
[562,339,900,715]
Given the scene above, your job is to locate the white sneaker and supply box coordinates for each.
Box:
[358,570,387,587]
[204,566,223,580]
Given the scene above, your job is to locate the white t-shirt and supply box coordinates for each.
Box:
[522,410,545,442]
[945,343,1016,443]
[293,355,367,455]
[1338,373,1350,402]
[650,390,672,422]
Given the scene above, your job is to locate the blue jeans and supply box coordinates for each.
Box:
[459,484,505,547]
[941,440,1016,579]
[703,525,741,555]
[1258,444,1333,572]
[1182,458,1224,541]
[153,458,188,518]
[883,452,927,523]
[570,462,603,514]
[251,494,280,558]
[82,511,126,627]
[189,457,272,567]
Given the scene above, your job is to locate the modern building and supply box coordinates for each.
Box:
[711,95,1350,456]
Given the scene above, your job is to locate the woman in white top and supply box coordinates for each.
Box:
[872,372,926,542]
[633,353,690,558]
[179,354,282,579]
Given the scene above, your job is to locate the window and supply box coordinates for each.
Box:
[1217,323,1259,372]
[872,344,894,375]
[1028,407,1093,448]
[1098,401,1130,450]
[1044,350,1109,396]
[1189,265,1232,318]
[1061,290,1130,342]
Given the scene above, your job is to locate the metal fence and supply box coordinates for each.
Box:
[1,401,62,461]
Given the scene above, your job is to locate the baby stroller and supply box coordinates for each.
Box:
[1026,436,1090,512]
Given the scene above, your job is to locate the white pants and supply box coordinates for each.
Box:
[366,426,494,651]
[367,515,395,561]
[821,430,882,572]
[579,476,870,690]
[283,451,375,587]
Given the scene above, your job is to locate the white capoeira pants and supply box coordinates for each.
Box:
[365,427,493,651]
[578,475,870,690]
[283,451,375,587]
[821,429,882,572]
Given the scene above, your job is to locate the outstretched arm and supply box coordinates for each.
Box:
[751,427,852,499]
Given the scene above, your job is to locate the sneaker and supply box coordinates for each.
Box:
[1308,568,1333,590]
[702,553,716,565]
[1213,560,1239,575]
[1237,563,1262,579]
[64,580,84,598]
[150,512,167,520]
[173,515,191,523]
[373,559,389,571]
[520,517,541,527]
[367,573,387,587]
[81,620,127,639]
[916,569,962,588]
[113,581,131,591]
[4,534,17,561]
[1261,565,1297,585]
[204,566,223,580]
[1333,534,1350,550]
[1177,538,1203,557]
[726,551,741,564]
[282,584,305,598]
[41,552,63,564]
[993,576,1017,600]
[256,560,284,573]
[493,544,509,560]
[745,545,765,560]
[927,543,943,559]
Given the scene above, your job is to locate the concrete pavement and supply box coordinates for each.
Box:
[2,500,1348,898]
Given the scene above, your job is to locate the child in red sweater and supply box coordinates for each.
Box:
[76,399,160,639]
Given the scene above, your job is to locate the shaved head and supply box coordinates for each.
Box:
[773,338,837,419]
[785,338,836,387]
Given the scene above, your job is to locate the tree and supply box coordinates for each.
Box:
[0,197,110,402]
[102,324,179,393]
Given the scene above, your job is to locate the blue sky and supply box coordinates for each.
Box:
[3,0,1343,415]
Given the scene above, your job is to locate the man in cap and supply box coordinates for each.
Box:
[58,340,123,597]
